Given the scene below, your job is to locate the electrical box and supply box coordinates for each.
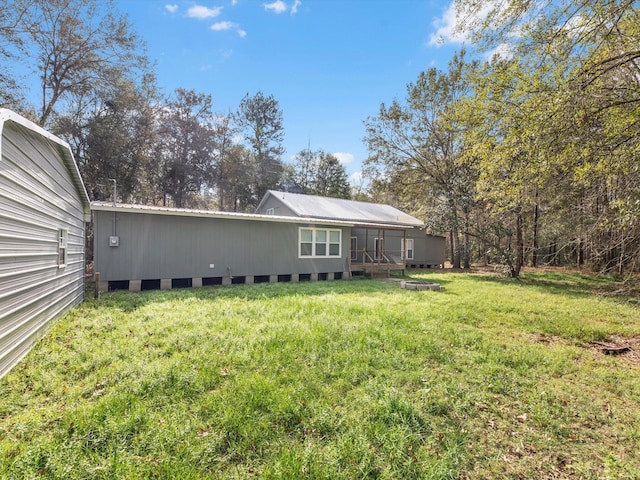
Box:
[109,236,120,247]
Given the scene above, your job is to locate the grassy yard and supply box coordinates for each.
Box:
[1,271,639,479]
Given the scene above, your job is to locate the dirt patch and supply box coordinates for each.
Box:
[585,335,640,365]
[528,333,640,366]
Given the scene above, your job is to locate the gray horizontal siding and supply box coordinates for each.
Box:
[94,210,350,282]
[351,227,445,265]
[0,119,87,378]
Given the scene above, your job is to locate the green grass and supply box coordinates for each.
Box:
[1,271,639,479]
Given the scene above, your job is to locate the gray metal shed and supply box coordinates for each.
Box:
[0,109,91,378]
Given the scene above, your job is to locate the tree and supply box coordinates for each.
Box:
[154,89,216,209]
[215,144,256,212]
[3,0,146,126]
[0,0,33,111]
[287,148,351,199]
[363,51,478,268]
[456,0,640,274]
[209,112,241,211]
[52,68,159,203]
[235,92,285,207]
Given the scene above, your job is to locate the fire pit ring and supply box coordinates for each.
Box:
[400,281,443,291]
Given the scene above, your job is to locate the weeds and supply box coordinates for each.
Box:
[1,272,639,478]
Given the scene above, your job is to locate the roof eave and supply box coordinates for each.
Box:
[90,202,357,227]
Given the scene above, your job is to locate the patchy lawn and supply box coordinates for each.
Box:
[1,271,639,479]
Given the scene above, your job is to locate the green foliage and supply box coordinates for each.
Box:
[235,92,286,208]
[1,272,639,478]
[153,89,216,208]
[286,148,351,199]
[363,51,479,268]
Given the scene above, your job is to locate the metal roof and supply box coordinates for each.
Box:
[258,190,424,227]
[91,202,415,230]
[0,109,91,222]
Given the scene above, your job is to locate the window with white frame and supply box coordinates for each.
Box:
[266,208,275,215]
[350,237,357,261]
[58,229,68,267]
[402,238,414,260]
[299,227,341,258]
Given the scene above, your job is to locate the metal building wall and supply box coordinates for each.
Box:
[93,209,351,284]
[0,113,90,378]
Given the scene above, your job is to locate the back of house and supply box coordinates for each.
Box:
[0,109,90,378]
[257,190,445,270]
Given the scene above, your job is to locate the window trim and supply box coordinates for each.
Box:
[266,207,275,215]
[350,236,358,261]
[58,228,68,268]
[374,237,384,260]
[299,227,342,259]
[402,238,414,261]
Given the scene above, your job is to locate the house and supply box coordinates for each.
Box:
[256,190,445,274]
[91,203,354,292]
[0,109,91,378]
[92,192,444,292]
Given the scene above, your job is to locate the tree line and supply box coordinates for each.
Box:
[0,0,351,211]
[364,0,640,276]
[2,0,637,275]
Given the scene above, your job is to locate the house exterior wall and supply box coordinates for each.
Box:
[408,230,446,267]
[93,210,351,285]
[350,227,445,266]
[0,114,89,378]
[255,195,297,217]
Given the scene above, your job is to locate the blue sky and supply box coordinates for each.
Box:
[116,0,465,185]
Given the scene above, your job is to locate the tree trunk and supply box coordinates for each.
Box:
[511,209,524,278]
[448,230,455,267]
[449,200,461,269]
[532,195,539,267]
[462,208,471,269]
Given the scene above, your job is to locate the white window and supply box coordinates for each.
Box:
[350,237,357,261]
[299,228,341,258]
[58,229,68,267]
[266,208,275,215]
[402,238,414,260]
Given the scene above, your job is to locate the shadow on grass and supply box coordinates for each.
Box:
[88,277,415,313]
[88,269,624,314]
[448,271,617,298]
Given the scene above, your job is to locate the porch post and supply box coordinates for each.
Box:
[403,229,407,275]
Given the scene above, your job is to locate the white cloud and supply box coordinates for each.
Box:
[165,4,178,13]
[211,21,234,31]
[211,21,246,37]
[486,42,514,61]
[264,0,287,14]
[187,5,223,19]
[427,2,469,47]
[349,171,363,184]
[231,0,238,4]
[333,152,354,165]
[263,0,301,15]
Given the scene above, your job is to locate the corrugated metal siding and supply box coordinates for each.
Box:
[94,210,350,281]
[0,119,87,378]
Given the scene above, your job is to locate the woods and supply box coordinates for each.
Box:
[364,0,640,276]
[1,0,638,274]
